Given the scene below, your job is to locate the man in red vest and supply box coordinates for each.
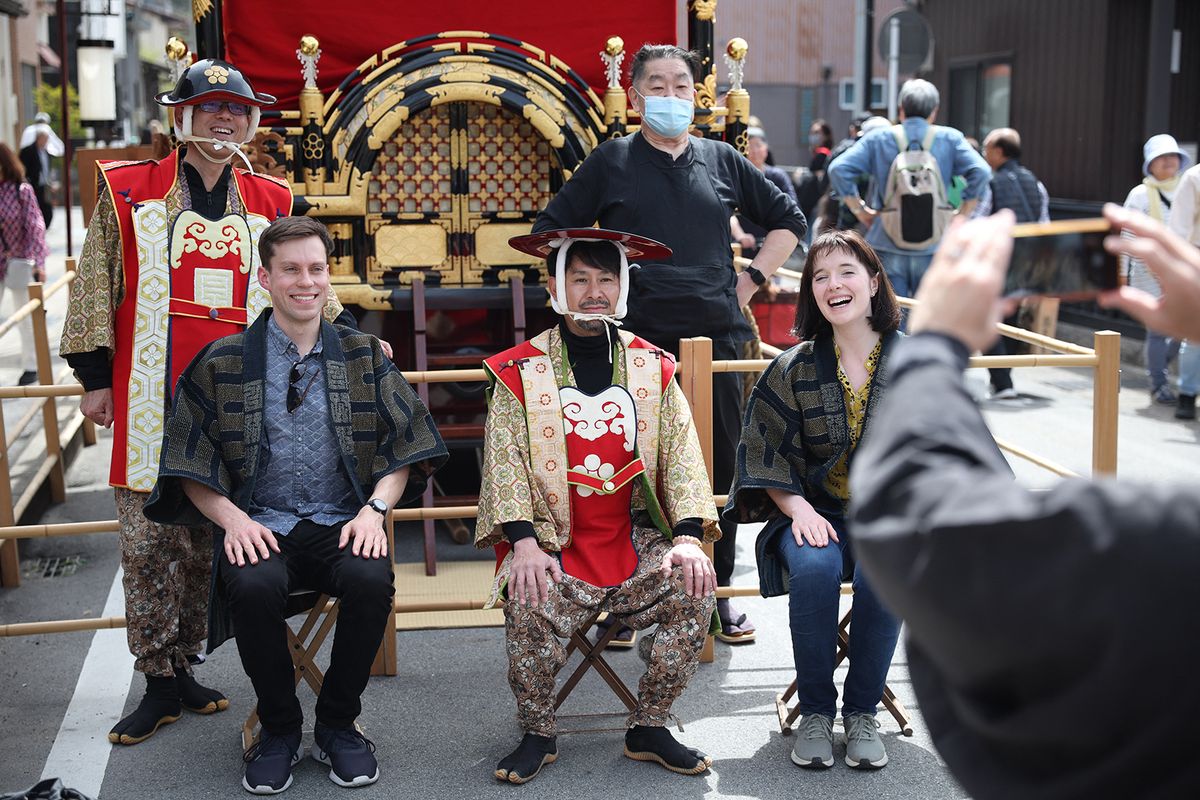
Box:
[61,57,309,746]
[476,229,719,784]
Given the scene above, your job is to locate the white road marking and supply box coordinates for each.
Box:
[40,568,133,797]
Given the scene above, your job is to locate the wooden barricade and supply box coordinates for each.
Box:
[0,325,1121,677]
[0,262,85,586]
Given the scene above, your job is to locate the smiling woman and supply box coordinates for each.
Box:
[723,229,905,771]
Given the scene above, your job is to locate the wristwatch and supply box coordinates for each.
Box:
[745,265,767,286]
[367,498,389,515]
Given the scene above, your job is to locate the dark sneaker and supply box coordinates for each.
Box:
[242,729,302,795]
[17,370,37,386]
[1153,385,1177,405]
[1177,394,1196,420]
[790,713,834,769]
[312,723,380,788]
[844,713,888,769]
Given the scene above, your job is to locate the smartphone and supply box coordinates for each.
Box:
[1003,218,1121,300]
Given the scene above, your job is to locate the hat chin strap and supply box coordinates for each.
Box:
[173,105,260,173]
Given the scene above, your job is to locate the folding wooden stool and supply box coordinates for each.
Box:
[775,583,914,737]
[242,589,340,750]
[552,611,640,733]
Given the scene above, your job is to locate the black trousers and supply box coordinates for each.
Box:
[219,519,394,734]
[695,339,744,588]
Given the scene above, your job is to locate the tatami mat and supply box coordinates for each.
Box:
[393,559,503,630]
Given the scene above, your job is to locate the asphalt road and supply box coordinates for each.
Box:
[1,208,1195,798]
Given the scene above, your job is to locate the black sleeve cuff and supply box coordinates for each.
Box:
[63,349,112,391]
[671,518,704,541]
[502,520,536,544]
[889,332,971,380]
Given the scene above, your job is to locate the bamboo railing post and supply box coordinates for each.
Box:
[370,511,399,677]
[0,400,18,587]
[1092,331,1121,476]
[27,282,65,502]
[679,337,718,664]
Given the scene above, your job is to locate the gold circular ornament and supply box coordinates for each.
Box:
[726,37,749,61]
[299,35,320,56]
[605,37,624,56]
[165,37,188,61]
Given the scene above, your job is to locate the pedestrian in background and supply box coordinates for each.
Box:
[828,79,990,299]
[978,127,1050,400]
[0,142,48,386]
[1166,160,1200,419]
[1121,134,1190,405]
[18,113,60,228]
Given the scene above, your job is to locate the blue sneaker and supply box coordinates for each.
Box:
[242,729,303,794]
[312,723,380,788]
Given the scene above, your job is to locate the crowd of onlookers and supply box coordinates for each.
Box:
[737,79,1200,419]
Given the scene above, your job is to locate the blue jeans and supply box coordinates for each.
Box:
[1146,330,1180,392]
[1178,340,1200,396]
[879,250,934,300]
[772,515,901,718]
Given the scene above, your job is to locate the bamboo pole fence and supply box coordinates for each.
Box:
[0,294,1121,665]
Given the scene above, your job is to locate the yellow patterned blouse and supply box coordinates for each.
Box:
[823,338,883,501]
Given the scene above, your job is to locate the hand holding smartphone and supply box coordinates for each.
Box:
[1003,218,1121,300]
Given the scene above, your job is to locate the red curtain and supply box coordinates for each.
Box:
[222,1,677,109]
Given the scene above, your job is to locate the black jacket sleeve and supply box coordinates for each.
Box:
[848,332,1200,797]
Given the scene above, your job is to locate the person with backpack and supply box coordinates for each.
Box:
[828,80,991,299]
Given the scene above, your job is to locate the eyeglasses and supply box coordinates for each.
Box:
[287,362,318,413]
[196,100,251,116]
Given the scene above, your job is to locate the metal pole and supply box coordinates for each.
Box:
[863,0,875,112]
[55,0,74,256]
[852,0,867,115]
[887,17,900,121]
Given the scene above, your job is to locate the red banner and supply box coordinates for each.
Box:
[222,1,677,110]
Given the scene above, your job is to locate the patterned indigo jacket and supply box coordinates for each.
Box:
[144,310,448,649]
[723,330,900,525]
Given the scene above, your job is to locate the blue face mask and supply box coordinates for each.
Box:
[637,91,694,138]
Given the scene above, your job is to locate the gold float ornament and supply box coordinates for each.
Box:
[724,38,748,93]
[165,36,189,62]
[690,0,717,22]
[299,35,321,57]
[601,36,626,90]
[192,0,213,23]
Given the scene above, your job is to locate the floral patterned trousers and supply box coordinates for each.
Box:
[115,488,211,677]
[504,528,714,736]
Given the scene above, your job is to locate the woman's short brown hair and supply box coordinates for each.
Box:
[0,143,25,184]
[792,229,901,341]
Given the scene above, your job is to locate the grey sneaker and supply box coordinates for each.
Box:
[844,713,888,769]
[790,714,834,768]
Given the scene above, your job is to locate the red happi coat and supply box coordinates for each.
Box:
[483,328,676,587]
[99,149,292,490]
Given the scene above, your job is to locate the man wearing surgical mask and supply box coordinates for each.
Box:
[533,44,806,647]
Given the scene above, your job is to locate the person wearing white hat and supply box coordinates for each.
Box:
[1121,133,1192,404]
[18,113,62,227]
[1166,160,1200,419]
[477,228,720,784]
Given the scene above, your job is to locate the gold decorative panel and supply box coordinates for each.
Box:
[475,222,541,267]
[367,117,454,216]
[365,101,558,286]
[375,224,449,268]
